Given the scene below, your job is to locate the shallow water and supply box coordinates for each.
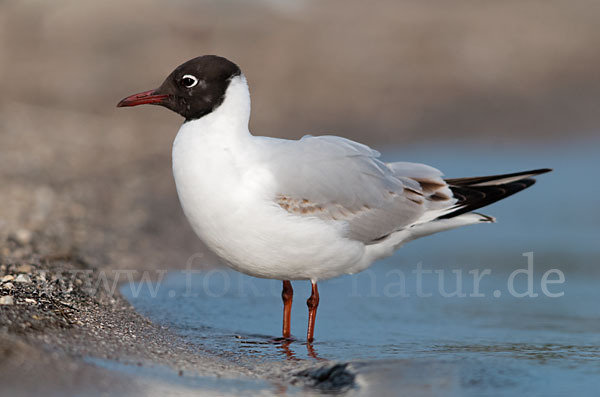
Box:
[122,142,600,395]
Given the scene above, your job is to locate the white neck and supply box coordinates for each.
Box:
[184,74,251,138]
[173,73,254,178]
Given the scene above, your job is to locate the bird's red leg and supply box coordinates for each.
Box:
[282,280,293,339]
[306,281,320,343]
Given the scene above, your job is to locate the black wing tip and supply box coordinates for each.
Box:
[438,168,551,221]
[439,177,541,220]
[473,212,497,223]
[529,168,553,175]
[445,167,552,187]
[500,168,553,177]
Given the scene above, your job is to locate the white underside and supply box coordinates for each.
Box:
[172,75,488,281]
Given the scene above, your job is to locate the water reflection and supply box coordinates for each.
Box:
[232,334,325,361]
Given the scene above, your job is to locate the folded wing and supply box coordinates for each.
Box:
[266,135,458,243]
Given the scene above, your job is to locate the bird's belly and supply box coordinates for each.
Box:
[179,191,366,280]
[172,155,366,280]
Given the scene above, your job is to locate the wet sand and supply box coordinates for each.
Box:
[0,243,249,395]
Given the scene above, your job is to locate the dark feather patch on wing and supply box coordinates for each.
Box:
[439,168,551,219]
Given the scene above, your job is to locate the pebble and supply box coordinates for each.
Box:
[24,298,37,304]
[14,229,33,245]
[0,296,14,305]
[16,264,33,273]
[2,282,14,290]
[1,275,15,283]
[15,274,32,283]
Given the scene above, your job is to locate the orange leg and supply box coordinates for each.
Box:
[282,280,293,338]
[306,281,320,343]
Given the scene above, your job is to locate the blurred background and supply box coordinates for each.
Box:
[1,0,599,272]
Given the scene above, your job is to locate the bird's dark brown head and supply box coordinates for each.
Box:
[117,55,241,120]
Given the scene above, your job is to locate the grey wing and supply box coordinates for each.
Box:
[265,135,457,243]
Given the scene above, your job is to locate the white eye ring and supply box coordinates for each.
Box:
[181,74,199,88]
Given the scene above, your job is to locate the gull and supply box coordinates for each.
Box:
[118,55,550,343]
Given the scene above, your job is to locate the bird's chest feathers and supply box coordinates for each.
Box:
[172,127,271,248]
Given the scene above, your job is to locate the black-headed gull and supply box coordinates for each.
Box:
[118,55,550,343]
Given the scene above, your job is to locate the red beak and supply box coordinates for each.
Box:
[116,89,170,107]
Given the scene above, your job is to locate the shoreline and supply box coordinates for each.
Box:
[0,240,356,395]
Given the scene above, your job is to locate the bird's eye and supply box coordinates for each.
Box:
[181,74,198,88]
